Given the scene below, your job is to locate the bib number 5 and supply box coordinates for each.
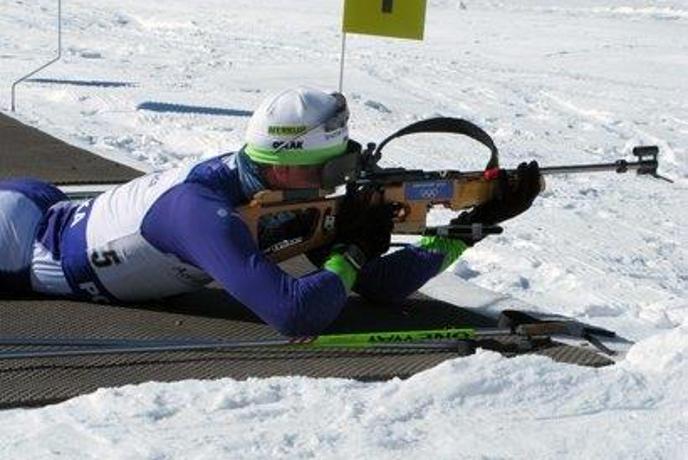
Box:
[91,250,122,268]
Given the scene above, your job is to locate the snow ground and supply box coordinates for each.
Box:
[1,0,687,458]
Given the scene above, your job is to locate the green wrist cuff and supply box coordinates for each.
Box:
[418,236,468,272]
[324,253,358,291]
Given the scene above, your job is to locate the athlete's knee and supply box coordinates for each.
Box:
[0,179,65,294]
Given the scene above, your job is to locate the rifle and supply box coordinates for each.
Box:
[60,118,669,261]
[239,117,670,262]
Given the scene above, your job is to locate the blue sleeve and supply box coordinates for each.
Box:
[353,246,446,304]
[142,183,349,336]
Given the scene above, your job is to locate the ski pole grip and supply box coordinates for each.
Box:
[517,322,571,337]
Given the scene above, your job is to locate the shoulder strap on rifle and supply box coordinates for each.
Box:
[373,117,500,170]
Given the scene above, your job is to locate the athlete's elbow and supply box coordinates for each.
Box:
[271,318,314,337]
[270,314,321,337]
[271,296,340,337]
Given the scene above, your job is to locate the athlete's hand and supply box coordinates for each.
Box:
[335,198,395,263]
[458,161,541,226]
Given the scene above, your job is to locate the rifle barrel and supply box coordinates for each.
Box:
[539,159,655,176]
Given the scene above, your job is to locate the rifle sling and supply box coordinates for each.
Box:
[374,117,500,170]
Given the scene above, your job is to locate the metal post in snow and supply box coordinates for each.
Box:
[10,0,63,112]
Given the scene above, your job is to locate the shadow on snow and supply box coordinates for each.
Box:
[27,78,137,88]
[137,101,253,117]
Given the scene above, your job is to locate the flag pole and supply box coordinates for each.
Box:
[338,32,347,92]
[11,0,63,111]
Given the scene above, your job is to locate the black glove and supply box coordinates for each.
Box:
[335,197,395,265]
[457,161,541,226]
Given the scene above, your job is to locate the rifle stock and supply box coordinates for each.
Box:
[240,190,339,262]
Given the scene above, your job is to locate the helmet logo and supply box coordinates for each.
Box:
[268,126,307,136]
[273,140,304,150]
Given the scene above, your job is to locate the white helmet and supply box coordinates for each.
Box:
[245,87,349,167]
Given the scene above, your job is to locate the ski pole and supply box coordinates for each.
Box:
[0,327,488,360]
[0,337,225,348]
[0,340,473,360]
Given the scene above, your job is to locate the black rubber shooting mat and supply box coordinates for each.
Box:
[0,113,141,184]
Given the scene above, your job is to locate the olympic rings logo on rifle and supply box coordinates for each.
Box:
[420,189,441,199]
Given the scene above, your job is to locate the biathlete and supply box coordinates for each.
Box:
[0,87,541,335]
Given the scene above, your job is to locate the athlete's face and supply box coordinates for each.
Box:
[260,164,324,190]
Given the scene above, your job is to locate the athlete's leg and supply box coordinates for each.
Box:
[0,179,66,294]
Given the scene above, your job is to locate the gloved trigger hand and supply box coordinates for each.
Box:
[458,160,541,226]
[335,197,396,264]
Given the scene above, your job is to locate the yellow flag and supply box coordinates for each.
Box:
[343,0,427,41]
